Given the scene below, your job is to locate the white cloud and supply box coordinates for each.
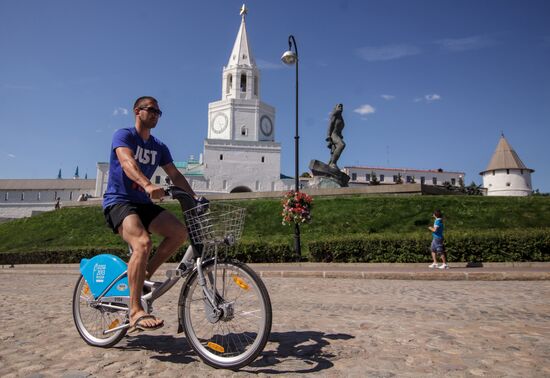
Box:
[7,153,16,158]
[353,104,376,117]
[356,44,421,62]
[436,35,497,52]
[256,59,285,70]
[381,94,395,100]
[113,107,129,116]
[425,94,441,102]
[414,94,442,103]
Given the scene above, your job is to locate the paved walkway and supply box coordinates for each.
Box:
[0,269,549,377]
[2,262,550,280]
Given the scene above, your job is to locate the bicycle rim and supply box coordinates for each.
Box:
[181,261,272,369]
[72,275,127,347]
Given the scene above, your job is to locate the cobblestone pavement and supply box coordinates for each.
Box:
[1,272,549,377]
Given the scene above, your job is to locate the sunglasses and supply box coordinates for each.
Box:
[139,106,163,117]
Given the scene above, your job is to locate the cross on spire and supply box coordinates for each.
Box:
[240,4,248,19]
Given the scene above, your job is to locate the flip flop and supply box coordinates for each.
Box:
[128,315,164,334]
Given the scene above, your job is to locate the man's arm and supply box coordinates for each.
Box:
[162,162,197,198]
[115,147,164,199]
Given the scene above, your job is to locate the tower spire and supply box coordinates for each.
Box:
[227,4,255,68]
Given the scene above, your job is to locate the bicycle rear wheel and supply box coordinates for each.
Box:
[72,274,127,347]
[179,260,272,369]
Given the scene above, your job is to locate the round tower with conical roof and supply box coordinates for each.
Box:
[480,134,534,196]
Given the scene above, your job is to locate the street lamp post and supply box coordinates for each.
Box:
[281,35,301,261]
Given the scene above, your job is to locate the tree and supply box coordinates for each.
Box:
[369,171,380,185]
[395,173,403,184]
[466,181,483,196]
[458,177,465,190]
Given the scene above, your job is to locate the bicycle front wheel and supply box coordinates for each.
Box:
[72,275,127,347]
[179,260,272,369]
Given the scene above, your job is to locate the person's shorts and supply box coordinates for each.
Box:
[103,202,165,234]
[431,237,445,254]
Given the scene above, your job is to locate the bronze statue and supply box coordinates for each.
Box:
[326,103,346,169]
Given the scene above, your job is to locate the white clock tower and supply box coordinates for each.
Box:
[203,5,283,193]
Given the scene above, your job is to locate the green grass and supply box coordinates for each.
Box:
[1,195,550,253]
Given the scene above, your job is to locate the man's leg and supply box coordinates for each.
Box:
[147,210,188,278]
[119,214,163,328]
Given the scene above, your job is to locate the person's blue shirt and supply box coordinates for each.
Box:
[102,127,173,209]
[432,218,444,239]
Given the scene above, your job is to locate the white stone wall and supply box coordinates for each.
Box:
[203,139,287,193]
[0,203,58,219]
[344,167,465,187]
[1,189,93,203]
[482,169,532,196]
[95,163,109,197]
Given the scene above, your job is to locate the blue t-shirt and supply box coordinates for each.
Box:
[102,128,173,209]
[432,218,444,239]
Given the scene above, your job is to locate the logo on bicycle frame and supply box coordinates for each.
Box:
[93,263,106,283]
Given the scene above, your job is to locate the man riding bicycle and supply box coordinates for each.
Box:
[102,96,197,332]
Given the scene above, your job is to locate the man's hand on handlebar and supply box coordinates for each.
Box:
[145,183,165,200]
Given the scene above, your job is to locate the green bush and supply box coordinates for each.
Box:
[308,229,550,263]
[0,242,295,265]
[2,230,549,265]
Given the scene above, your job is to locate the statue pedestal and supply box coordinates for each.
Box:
[308,160,350,187]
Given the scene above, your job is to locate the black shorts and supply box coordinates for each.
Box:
[104,202,165,234]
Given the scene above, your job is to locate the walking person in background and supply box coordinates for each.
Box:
[428,209,448,269]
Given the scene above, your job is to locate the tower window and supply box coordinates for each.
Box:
[240,74,247,92]
[254,76,258,96]
[219,154,223,160]
[380,174,385,182]
[155,175,161,184]
[4,192,7,201]
[227,74,232,93]
[241,126,248,136]
[70,191,73,201]
[432,177,437,185]
[261,156,265,163]
[506,169,510,175]
[21,192,24,201]
[352,173,357,181]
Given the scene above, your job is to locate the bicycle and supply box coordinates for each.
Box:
[72,186,272,370]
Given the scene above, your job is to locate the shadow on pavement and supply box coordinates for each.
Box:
[120,334,198,364]
[244,331,355,374]
[119,330,354,373]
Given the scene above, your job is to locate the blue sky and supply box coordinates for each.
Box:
[1,0,549,191]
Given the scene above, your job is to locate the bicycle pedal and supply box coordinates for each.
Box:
[166,269,187,278]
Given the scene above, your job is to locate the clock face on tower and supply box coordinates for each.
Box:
[260,115,273,136]
[212,113,228,134]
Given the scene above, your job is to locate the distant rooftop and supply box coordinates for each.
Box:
[480,135,534,174]
[0,179,96,190]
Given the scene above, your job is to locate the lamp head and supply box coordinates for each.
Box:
[281,50,298,65]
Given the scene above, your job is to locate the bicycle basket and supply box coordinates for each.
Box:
[183,202,246,246]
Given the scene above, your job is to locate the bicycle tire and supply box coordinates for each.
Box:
[179,260,272,369]
[72,274,127,347]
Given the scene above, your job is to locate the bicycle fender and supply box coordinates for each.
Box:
[80,254,130,299]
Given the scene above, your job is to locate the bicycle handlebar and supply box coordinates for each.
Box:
[164,186,209,214]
